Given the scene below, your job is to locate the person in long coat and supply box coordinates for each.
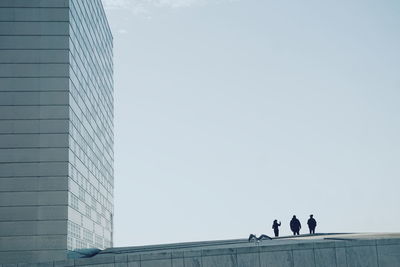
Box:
[307,214,317,234]
[290,215,301,235]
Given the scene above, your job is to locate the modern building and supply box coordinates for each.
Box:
[4,233,400,267]
[0,0,114,264]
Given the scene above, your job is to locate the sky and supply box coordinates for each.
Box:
[102,0,400,247]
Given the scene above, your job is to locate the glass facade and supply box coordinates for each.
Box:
[67,0,114,251]
[0,0,113,264]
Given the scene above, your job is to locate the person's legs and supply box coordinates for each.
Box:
[258,234,271,240]
[274,230,279,237]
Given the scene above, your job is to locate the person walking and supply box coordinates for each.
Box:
[290,215,301,235]
[272,219,281,237]
[307,214,317,234]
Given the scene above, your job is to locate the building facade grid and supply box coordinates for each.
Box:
[67,0,114,250]
[0,0,114,263]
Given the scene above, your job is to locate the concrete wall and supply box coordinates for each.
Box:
[78,239,400,267]
[0,0,70,263]
[3,237,399,267]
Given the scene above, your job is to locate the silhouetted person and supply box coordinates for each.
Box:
[258,234,272,240]
[290,215,301,235]
[248,234,257,242]
[248,234,272,242]
[307,214,317,234]
[272,220,281,237]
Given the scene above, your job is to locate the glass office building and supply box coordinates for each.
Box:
[0,0,114,264]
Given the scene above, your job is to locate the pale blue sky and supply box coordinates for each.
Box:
[103,0,400,247]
